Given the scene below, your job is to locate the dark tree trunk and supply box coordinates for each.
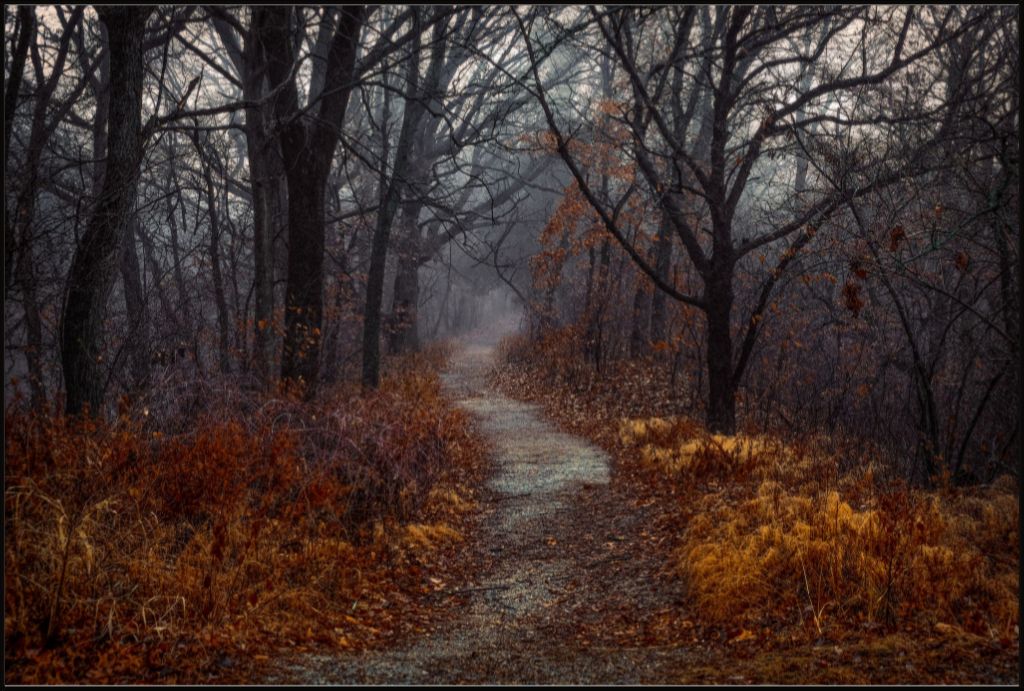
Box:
[119,219,149,391]
[3,6,35,306]
[649,212,673,345]
[241,42,278,385]
[203,158,232,374]
[212,11,281,384]
[629,277,651,358]
[705,261,737,434]
[256,5,364,392]
[60,7,151,416]
[388,202,424,354]
[362,8,446,387]
[280,175,327,385]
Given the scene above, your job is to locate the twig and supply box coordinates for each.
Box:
[433,584,511,597]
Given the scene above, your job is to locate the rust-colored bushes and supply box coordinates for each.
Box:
[4,364,485,683]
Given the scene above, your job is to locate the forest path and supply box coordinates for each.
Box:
[271,342,705,684]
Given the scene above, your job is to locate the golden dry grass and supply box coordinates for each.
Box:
[619,415,1018,640]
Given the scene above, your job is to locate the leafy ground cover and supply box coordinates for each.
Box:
[4,346,489,683]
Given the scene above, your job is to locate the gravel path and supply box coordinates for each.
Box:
[270,343,704,684]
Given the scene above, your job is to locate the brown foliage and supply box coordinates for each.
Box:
[4,350,486,683]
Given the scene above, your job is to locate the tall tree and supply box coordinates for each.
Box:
[255,5,366,392]
[60,6,152,415]
[362,7,449,388]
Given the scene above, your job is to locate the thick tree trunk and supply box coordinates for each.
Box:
[60,7,150,416]
[705,264,736,434]
[280,169,327,386]
[256,5,364,392]
[213,12,281,383]
[242,72,277,385]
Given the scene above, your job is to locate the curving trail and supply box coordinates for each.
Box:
[271,343,701,684]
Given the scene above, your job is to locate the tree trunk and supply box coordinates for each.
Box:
[387,201,423,354]
[203,158,232,374]
[256,5,364,392]
[280,171,327,386]
[705,263,736,434]
[60,7,151,416]
[649,212,673,344]
[362,8,446,387]
[3,6,35,306]
[242,56,277,385]
[629,274,651,358]
[119,219,149,391]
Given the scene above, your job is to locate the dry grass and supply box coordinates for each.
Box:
[619,415,1018,640]
[4,350,487,683]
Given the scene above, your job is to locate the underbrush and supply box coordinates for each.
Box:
[4,350,486,683]
[619,418,1018,641]
[496,334,1019,648]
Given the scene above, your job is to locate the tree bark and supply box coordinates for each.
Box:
[256,5,364,392]
[648,212,674,346]
[362,8,446,387]
[387,200,424,354]
[3,6,35,306]
[201,151,232,374]
[705,261,737,434]
[60,7,151,416]
[119,219,149,391]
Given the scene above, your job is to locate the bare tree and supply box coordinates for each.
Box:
[60,6,152,415]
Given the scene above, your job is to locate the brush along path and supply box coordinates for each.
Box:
[270,343,707,684]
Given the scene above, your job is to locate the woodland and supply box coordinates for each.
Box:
[3,5,1020,684]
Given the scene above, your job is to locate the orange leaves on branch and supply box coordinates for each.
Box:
[954,250,969,272]
[889,225,905,251]
[842,281,864,317]
[849,258,868,280]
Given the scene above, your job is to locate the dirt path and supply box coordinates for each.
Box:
[270,343,709,684]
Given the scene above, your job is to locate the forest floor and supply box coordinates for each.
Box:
[268,343,1018,685]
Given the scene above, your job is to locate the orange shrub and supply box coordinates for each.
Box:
[618,416,1019,640]
[4,363,485,683]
